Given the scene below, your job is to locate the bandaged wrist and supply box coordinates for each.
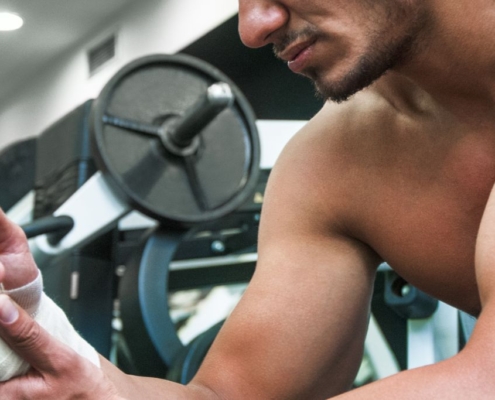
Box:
[0,271,100,381]
[1,270,43,317]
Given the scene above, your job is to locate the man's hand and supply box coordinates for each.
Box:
[0,294,124,399]
[0,210,125,398]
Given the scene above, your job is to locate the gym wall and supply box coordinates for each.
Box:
[0,0,238,151]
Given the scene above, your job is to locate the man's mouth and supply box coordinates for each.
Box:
[277,39,317,74]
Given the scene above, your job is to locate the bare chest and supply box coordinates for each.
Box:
[353,129,495,315]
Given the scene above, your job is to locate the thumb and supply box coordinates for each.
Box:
[0,294,65,374]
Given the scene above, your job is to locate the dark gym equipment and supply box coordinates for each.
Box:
[116,170,268,377]
[34,100,96,219]
[91,54,260,228]
[384,270,439,319]
[10,54,261,361]
[0,137,36,211]
[371,271,408,370]
[9,53,262,372]
[120,229,186,376]
[115,171,269,378]
[22,215,74,244]
[26,99,114,357]
[118,214,259,379]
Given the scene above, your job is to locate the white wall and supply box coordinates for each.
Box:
[0,0,239,150]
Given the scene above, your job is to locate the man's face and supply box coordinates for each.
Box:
[238,0,430,102]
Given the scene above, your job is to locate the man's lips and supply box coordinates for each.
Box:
[277,39,316,73]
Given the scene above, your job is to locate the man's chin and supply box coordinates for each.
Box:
[303,67,364,103]
[310,62,391,103]
[312,78,361,104]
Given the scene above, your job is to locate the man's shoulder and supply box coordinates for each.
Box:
[271,82,415,205]
[286,86,399,164]
[270,87,396,198]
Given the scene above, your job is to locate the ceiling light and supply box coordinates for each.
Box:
[0,12,23,31]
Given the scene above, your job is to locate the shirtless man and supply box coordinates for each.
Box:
[0,0,494,398]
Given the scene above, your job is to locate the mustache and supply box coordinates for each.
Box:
[273,26,320,58]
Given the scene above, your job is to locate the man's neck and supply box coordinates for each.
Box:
[395,0,495,124]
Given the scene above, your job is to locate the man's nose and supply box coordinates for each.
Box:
[238,0,288,48]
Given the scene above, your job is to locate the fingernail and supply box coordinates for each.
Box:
[0,295,19,324]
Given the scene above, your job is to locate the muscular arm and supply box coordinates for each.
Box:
[99,117,380,399]
[323,183,495,400]
[192,124,380,399]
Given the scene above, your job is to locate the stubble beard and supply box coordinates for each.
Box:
[289,5,431,103]
[310,26,422,103]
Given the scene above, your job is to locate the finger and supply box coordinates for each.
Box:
[0,294,72,374]
[0,370,45,399]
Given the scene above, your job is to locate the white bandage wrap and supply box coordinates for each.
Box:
[1,272,43,317]
[0,271,100,381]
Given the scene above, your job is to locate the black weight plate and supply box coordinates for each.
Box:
[91,54,260,227]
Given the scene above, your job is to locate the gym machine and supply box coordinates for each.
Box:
[3,54,261,362]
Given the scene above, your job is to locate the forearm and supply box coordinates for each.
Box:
[331,355,472,399]
[101,357,220,400]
